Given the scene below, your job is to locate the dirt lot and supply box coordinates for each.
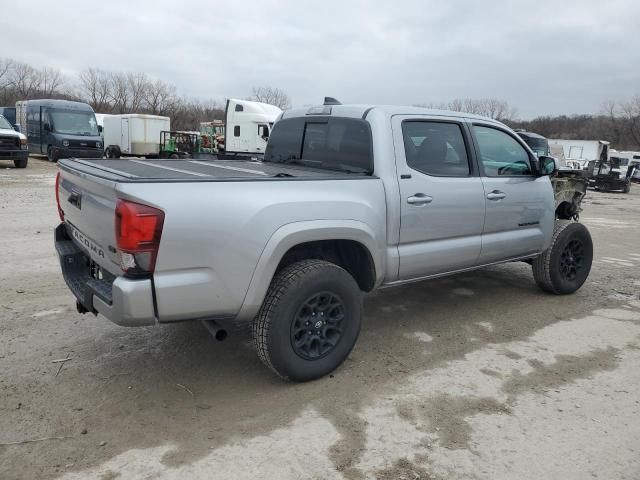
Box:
[1,157,639,480]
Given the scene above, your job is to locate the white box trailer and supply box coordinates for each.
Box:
[548,139,610,169]
[103,114,170,158]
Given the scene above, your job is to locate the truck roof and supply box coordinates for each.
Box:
[17,99,95,111]
[104,113,170,121]
[281,103,506,126]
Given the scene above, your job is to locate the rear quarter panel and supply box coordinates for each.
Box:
[117,178,387,322]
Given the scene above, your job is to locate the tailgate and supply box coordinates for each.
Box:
[57,163,120,275]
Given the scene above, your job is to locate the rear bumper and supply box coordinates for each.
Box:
[0,149,28,160]
[55,224,156,326]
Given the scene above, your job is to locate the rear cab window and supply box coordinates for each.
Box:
[264,117,373,174]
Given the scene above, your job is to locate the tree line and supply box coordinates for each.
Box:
[0,58,291,131]
[507,98,640,151]
[1,57,639,149]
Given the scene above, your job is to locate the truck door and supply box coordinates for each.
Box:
[394,117,486,280]
[38,107,48,154]
[121,118,129,154]
[470,124,554,263]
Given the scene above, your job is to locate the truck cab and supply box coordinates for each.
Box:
[16,99,103,162]
[223,99,282,155]
[0,114,28,168]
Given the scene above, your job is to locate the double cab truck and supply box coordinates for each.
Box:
[16,99,103,162]
[54,101,593,381]
[0,114,28,168]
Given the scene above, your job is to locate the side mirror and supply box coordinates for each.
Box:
[43,123,51,132]
[98,125,103,134]
[13,124,19,132]
[538,155,556,176]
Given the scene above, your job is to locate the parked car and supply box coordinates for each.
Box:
[16,99,103,162]
[54,101,593,381]
[0,114,28,168]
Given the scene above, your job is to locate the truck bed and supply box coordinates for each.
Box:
[58,158,362,183]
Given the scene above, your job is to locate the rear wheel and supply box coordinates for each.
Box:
[253,259,362,382]
[13,158,28,168]
[532,221,593,294]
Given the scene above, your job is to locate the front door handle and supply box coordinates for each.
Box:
[486,190,506,201]
[407,193,433,205]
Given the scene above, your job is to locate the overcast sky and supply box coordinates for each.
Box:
[2,0,639,118]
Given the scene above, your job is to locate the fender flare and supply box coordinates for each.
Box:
[235,220,383,321]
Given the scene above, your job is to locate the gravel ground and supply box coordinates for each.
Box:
[1,157,639,480]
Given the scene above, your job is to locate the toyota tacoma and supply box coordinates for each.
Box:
[54,101,593,381]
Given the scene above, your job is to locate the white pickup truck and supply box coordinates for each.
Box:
[54,101,593,381]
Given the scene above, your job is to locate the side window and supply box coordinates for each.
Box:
[402,121,470,176]
[473,126,532,176]
[234,125,240,137]
[235,104,243,112]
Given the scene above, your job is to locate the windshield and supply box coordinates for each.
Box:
[0,115,12,130]
[50,110,99,136]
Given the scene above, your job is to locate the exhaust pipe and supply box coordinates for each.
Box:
[202,319,228,341]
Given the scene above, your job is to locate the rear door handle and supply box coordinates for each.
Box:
[486,190,506,201]
[407,193,433,205]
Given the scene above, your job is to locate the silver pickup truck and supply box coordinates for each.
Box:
[55,102,593,381]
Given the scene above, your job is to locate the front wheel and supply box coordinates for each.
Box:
[253,260,362,382]
[13,158,28,168]
[532,221,593,294]
[47,146,58,162]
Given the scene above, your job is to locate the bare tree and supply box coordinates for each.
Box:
[127,72,148,112]
[109,72,130,113]
[620,95,640,147]
[9,61,42,98]
[39,67,64,97]
[0,58,12,88]
[414,98,517,121]
[144,78,177,115]
[250,86,291,109]
[79,68,112,112]
[446,97,517,121]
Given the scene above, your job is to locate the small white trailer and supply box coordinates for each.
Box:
[103,114,170,158]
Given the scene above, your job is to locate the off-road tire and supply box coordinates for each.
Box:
[13,158,28,168]
[532,220,593,294]
[253,259,362,382]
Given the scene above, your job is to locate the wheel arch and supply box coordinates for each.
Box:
[236,220,383,321]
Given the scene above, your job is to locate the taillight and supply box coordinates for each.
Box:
[55,172,64,222]
[115,199,164,276]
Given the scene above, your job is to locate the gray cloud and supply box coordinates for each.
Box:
[2,0,639,118]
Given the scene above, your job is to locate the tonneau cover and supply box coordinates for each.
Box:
[58,158,359,183]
